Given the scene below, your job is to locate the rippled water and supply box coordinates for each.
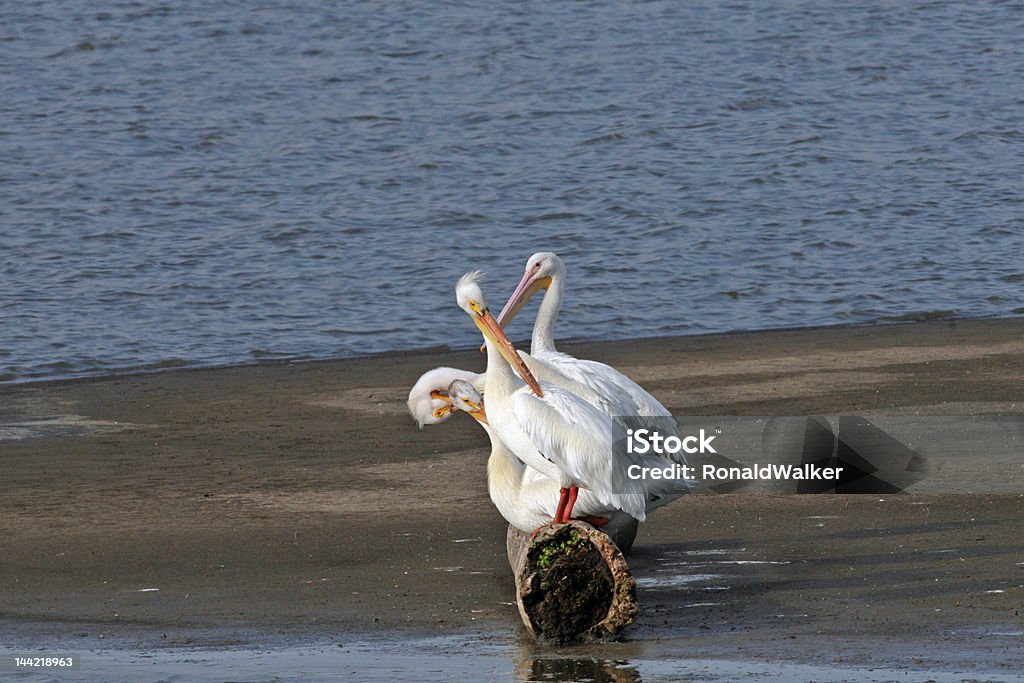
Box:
[3,1,1022,382]
[4,633,1022,683]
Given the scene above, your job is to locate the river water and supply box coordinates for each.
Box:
[3,1,1022,382]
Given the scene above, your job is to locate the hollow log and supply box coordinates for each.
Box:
[506,522,638,644]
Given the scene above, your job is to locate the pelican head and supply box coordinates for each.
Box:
[455,271,544,397]
[407,367,482,427]
[448,379,487,424]
[495,252,565,328]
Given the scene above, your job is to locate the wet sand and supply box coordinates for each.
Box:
[1,318,1023,680]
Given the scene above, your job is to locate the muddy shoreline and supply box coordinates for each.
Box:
[2,319,1022,676]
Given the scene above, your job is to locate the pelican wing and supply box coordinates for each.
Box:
[535,351,671,417]
[527,350,690,472]
[511,384,648,520]
[519,351,616,415]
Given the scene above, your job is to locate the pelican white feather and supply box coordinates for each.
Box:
[406,366,484,428]
[495,252,677,418]
[494,251,693,510]
[407,369,641,535]
[455,271,683,524]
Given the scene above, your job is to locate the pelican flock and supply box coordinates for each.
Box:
[408,372,634,534]
[407,253,692,547]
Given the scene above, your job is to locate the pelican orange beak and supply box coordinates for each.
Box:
[496,272,552,329]
[473,306,544,397]
[428,389,453,420]
[461,397,488,424]
[478,272,552,353]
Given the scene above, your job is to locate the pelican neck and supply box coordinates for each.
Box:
[483,338,521,398]
[531,275,563,354]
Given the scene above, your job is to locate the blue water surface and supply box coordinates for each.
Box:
[2,1,1022,382]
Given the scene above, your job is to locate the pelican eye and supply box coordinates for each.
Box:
[433,406,450,419]
[469,301,484,316]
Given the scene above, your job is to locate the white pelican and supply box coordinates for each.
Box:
[407,366,484,427]
[444,379,554,532]
[407,368,631,533]
[456,271,678,524]
[494,251,676,417]
[409,368,691,548]
[490,253,694,514]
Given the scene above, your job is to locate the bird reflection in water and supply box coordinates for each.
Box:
[516,656,642,683]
